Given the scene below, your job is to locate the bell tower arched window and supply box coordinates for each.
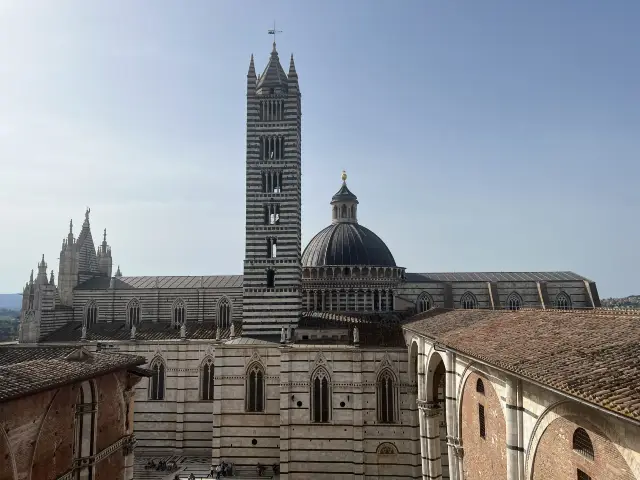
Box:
[172,299,186,328]
[246,363,265,412]
[311,368,331,423]
[377,370,397,423]
[149,357,165,400]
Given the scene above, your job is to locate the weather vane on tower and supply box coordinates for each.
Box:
[268,21,282,46]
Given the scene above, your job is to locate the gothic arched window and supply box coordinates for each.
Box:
[556,292,572,310]
[476,378,485,395]
[416,292,432,313]
[218,297,231,329]
[311,368,331,423]
[149,357,165,400]
[573,427,595,460]
[506,292,523,311]
[73,381,96,478]
[460,291,478,309]
[377,369,397,423]
[84,301,97,328]
[172,299,186,328]
[201,357,215,401]
[246,363,265,412]
[127,299,140,328]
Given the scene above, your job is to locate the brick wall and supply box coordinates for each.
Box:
[460,372,507,480]
[0,372,130,480]
[532,415,636,480]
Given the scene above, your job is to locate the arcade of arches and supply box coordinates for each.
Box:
[406,334,640,480]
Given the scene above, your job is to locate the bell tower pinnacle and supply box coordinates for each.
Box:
[242,35,302,336]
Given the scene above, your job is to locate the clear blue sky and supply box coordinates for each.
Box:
[1,1,638,297]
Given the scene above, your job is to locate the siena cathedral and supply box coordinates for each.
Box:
[18,42,609,480]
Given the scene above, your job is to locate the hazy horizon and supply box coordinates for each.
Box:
[1,1,639,298]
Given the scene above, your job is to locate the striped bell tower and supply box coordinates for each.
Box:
[242,41,302,336]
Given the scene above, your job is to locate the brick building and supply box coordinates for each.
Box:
[0,345,149,480]
[403,308,640,479]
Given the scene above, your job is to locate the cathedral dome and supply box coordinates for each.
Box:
[302,222,397,267]
[302,172,396,268]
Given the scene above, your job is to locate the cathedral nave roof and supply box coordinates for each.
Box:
[74,274,243,290]
[41,319,242,342]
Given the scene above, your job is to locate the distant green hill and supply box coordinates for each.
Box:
[0,294,21,310]
[0,308,19,341]
[601,295,640,309]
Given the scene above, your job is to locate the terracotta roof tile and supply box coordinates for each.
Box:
[0,346,146,402]
[403,308,640,422]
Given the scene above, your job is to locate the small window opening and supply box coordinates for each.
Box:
[478,404,486,438]
[266,269,275,288]
[476,378,485,395]
[264,204,280,225]
[573,428,595,460]
[577,470,592,480]
[267,238,277,258]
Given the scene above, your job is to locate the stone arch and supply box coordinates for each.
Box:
[424,349,450,478]
[408,338,419,387]
[0,424,17,480]
[376,442,399,455]
[527,401,639,479]
[73,380,98,480]
[458,369,507,480]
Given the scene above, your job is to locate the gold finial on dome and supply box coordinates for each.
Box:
[341,170,347,182]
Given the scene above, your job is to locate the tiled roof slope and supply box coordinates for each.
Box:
[75,275,243,290]
[0,346,146,402]
[41,320,242,342]
[298,311,408,347]
[405,271,591,282]
[403,308,640,422]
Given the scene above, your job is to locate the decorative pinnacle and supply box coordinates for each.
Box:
[103,228,107,242]
[341,170,347,183]
[85,207,90,222]
[69,219,73,234]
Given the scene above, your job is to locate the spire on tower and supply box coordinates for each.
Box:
[115,265,122,277]
[49,270,55,285]
[69,219,73,234]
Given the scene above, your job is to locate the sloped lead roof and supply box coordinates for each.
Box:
[256,43,288,91]
[331,183,358,203]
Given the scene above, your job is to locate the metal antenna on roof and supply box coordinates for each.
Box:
[268,21,282,49]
